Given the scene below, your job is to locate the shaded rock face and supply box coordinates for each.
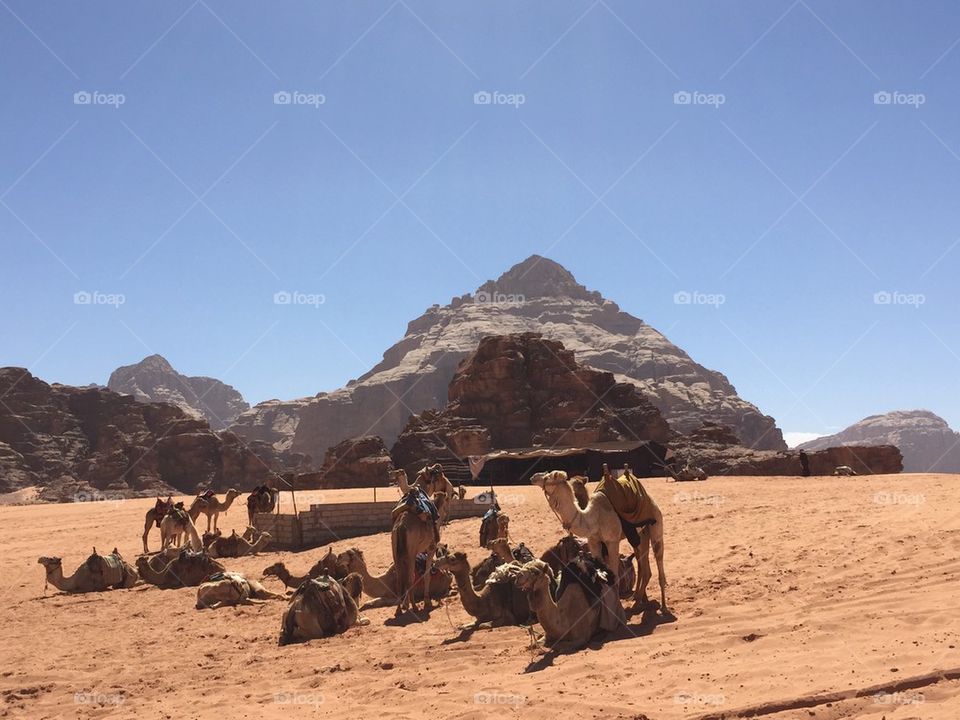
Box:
[317,436,395,489]
[391,333,671,475]
[0,367,305,499]
[231,255,785,461]
[108,354,249,430]
[798,410,960,473]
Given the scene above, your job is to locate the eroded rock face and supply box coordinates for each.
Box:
[0,367,304,499]
[317,436,395,489]
[391,333,671,475]
[108,354,249,430]
[798,410,960,472]
[230,255,785,461]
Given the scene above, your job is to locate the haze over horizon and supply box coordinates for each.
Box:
[3,2,959,440]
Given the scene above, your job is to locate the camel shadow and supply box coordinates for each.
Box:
[383,605,439,626]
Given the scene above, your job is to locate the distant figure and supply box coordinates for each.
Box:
[799,450,810,477]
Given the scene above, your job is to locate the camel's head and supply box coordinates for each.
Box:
[335,548,364,573]
[433,550,468,574]
[496,513,510,535]
[37,556,62,571]
[530,470,567,489]
[340,572,363,605]
[531,470,574,510]
[390,469,407,486]
[262,562,284,578]
[514,559,554,592]
[432,491,449,513]
[226,488,241,500]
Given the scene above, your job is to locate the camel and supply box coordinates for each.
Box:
[434,551,531,628]
[159,506,202,551]
[392,491,447,615]
[207,529,271,558]
[568,476,591,509]
[414,464,458,522]
[247,484,279,526]
[540,535,637,601]
[531,467,668,613]
[667,462,709,482]
[196,571,286,609]
[142,496,175,553]
[278,574,369,645]
[335,547,452,605]
[263,549,342,589]
[479,510,510,549]
[135,550,224,589]
[38,548,138,593]
[188,489,241,533]
[833,465,857,476]
[514,559,604,652]
[471,535,534,589]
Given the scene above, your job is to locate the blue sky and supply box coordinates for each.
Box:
[2,1,959,444]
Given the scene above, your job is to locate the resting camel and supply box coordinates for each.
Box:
[160,506,202,551]
[247,485,279,526]
[278,574,369,645]
[531,468,668,613]
[207,529,271,558]
[135,550,224,589]
[392,491,447,615]
[335,547,452,605]
[833,465,857,476]
[540,535,637,601]
[142,496,175,553]
[471,535,533,589]
[434,551,531,628]
[38,548,138,593]
[196,571,285,609]
[188,489,241,533]
[668,462,709,482]
[515,559,605,652]
[263,549,342,589]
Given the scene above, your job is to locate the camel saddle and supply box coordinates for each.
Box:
[84,550,129,588]
[555,552,625,632]
[595,469,657,529]
[391,488,438,526]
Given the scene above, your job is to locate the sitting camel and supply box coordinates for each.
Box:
[263,549,342,589]
[668,462,709,482]
[335,547,452,606]
[540,535,637,601]
[188,489,241,533]
[160,506,202,551]
[531,467,668,613]
[38,548,138,593]
[247,484,279,526]
[136,550,224,589]
[833,465,858,476]
[142,496,175,553]
[196,571,285,609]
[207,529,272,558]
[278,574,369,645]
[392,491,447,615]
[434,551,531,628]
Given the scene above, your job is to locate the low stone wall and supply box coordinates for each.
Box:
[253,495,494,550]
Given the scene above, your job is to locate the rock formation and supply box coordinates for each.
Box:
[798,410,960,473]
[0,367,305,499]
[108,354,249,430]
[231,255,785,461]
[316,436,396,489]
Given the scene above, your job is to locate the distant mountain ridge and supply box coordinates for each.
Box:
[799,410,960,472]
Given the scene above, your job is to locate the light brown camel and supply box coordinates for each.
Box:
[278,574,369,645]
[531,469,668,613]
[207,529,271,558]
[263,549,341,589]
[392,491,447,615]
[414,464,458,522]
[188,489,241,533]
[514,559,601,652]
[335,547,452,606]
[142,496,175,553]
[135,550,224,589]
[433,551,530,628]
[38,548,138,593]
[159,506,202,551]
[196,571,285,609]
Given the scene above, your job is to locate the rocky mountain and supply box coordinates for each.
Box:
[108,354,249,430]
[231,255,785,461]
[799,410,960,473]
[0,367,306,500]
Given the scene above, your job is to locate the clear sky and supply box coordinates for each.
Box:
[2,1,959,444]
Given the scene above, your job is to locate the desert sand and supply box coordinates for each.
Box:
[2,474,959,719]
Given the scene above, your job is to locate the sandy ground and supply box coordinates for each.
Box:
[1,474,958,719]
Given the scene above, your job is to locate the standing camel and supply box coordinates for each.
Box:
[531,468,668,614]
[188,489,241,533]
[247,484,279,526]
[160,506,203,551]
[142,496,175,553]
[391,491,447,616]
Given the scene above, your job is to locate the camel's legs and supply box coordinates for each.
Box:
[635,532,652,604]
[422,547,434,609]
[142,513,154,554]
[652,533,667,612]
[206,513,213,533]
[603,540,620,587]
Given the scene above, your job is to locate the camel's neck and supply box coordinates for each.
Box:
[222,495,237,511]
[450,566,484,615]
[44,565,75,592]
[353,557,391,597]
[528,581,564,637]
[550,491,586,533]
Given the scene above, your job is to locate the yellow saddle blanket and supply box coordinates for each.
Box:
[595,470,657,527]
